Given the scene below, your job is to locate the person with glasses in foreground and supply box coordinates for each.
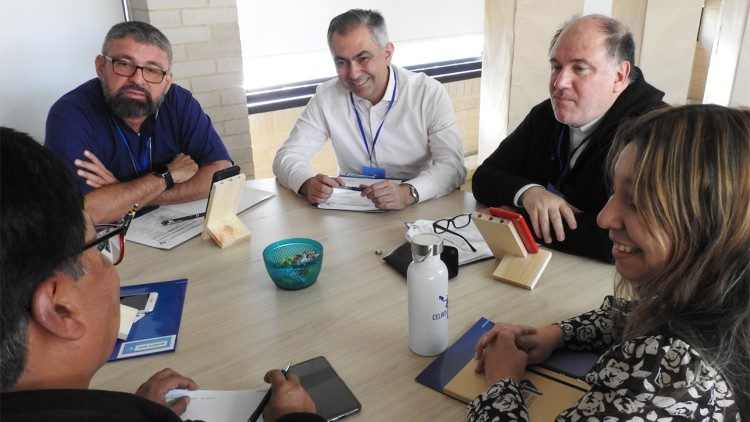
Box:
[468,105,749,420]
[0,128,323,422]
[45,21,232,225]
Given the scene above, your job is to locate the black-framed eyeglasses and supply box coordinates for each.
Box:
[83,208,136,266]
[102,55,169,84]
[433,213,476,252]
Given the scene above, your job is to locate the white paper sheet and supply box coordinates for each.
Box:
[166,389,267,422]
[126,183,274,249]
[315,176,400,212]
[316,188,381,212]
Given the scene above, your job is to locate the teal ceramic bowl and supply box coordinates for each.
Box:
[262,238,323,290]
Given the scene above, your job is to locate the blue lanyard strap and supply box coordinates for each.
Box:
[114,123,152,176]
[350,66,398,164]
[554,127,589,189]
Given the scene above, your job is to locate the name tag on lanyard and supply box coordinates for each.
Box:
[361,165,386,179]
[350,66,397,177]
[114,123,152,176]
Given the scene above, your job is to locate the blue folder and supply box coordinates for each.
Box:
[415,317,494,395]
[108,279,188,362]
[415,317,599,398]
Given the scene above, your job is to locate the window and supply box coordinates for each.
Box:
[237,1,483,113]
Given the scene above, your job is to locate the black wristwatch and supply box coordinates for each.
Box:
[153,165,174,190]
[402,182,419,204]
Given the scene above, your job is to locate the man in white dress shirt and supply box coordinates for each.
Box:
[273,8,466,210]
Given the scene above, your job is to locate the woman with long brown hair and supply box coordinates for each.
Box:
[470,104,750,420]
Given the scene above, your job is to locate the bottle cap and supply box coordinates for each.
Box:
[411,233,444,261]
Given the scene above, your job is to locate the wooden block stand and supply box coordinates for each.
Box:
[202,174,251,248]
[472,211,551,289]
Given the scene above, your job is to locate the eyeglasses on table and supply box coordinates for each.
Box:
[432,213,477,252]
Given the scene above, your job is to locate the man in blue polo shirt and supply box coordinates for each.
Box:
[45,21,232,224]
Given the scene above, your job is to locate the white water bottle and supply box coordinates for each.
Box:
[407,233,449,356]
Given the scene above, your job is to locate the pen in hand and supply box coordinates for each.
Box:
[248,362,291,422]
[161,212,206,226]
[333,185,364,192]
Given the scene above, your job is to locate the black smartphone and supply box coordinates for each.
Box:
[206,165,241,210]
[383,242,459,279]
[289,356,361,421]
[441,245,459,279]
[211,165,241,184]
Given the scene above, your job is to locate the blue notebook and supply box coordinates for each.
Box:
[416,317,599,414]
[415,317,495,393]
[108,279,188,362]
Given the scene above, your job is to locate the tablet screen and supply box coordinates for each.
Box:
[289,356,361,421]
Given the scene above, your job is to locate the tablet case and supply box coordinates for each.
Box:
[383,242,459,279]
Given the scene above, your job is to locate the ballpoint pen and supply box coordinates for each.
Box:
[334,185,364,192]
[161,212,205,225]
[248,362,292,422]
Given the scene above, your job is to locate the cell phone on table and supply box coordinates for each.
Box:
[211,165,241,184]
[488,207,539,254]
[206,165,241,209]
[289,356,361,421]
[120,292,158,315]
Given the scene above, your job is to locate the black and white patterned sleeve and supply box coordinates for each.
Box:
[557,296,629,352]
[467,379,529,422]
[468,335,740,421]
[557,335,740,420]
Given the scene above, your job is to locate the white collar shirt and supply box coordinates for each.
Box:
[273,65,466,201]
[567,114,604,168]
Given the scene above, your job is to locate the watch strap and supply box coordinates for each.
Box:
[162,170,174,190]
[401,182,419,204]
[154,166,174,190]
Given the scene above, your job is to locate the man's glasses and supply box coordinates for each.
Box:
[433,214,476,252]
[102,55,169,84]
[82,209,136,265]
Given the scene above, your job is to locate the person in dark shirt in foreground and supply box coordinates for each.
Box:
[0,127,323,422]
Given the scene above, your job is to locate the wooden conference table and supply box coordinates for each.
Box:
[92,178,615,420]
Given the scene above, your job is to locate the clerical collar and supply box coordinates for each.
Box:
[569,114,605,145]
[566,114,605,168]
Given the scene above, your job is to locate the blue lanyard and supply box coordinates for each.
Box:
[114,123,152,175]
[350,66,398,165]
[554,127,589,188]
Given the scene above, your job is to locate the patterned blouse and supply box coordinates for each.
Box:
[467,297,741,421]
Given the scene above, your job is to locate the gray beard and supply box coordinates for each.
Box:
[106,95,155,118]
[101,80,162,118]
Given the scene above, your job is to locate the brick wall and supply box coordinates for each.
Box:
[127,0,254,176]
[249,77,481,179]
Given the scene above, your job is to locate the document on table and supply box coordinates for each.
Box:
[406,219,493,265]
[166,389,267,422]
[315,176,398,212]
[317,188,381,212]
[126,182,274,249]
